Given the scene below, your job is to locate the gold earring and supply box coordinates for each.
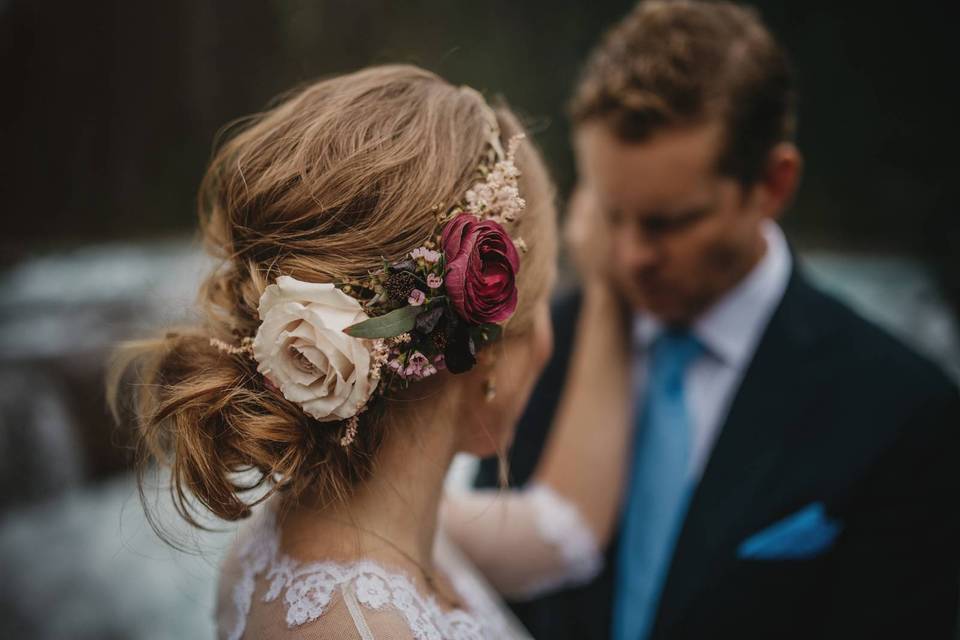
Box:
[483,378,497,402]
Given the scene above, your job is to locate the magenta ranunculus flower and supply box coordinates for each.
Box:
[441,214,520,325]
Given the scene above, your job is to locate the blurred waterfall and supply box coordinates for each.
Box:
[0,239,210,508]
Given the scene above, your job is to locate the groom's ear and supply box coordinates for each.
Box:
[753,142,803,220]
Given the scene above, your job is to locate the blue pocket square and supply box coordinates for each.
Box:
[737,502,843,560]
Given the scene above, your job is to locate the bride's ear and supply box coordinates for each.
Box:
[451,349,496,407]
[473,346,498,371]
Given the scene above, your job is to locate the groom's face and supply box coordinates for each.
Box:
[574,120,772,324]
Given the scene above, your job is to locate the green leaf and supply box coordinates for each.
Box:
[344,306,421,338]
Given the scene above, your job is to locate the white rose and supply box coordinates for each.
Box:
[252,276,376,422]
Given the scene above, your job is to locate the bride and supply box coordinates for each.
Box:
[110,65,632,639]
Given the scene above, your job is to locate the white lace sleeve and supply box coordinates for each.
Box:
[440,483,603,600]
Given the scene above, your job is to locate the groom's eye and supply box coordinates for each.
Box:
[642,207,709,235]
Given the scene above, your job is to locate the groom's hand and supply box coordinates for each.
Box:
[563,184,613,285]
[564,184,631,332]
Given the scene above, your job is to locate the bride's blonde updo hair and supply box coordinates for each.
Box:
[109,65,556,530]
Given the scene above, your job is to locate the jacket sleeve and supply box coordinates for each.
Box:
[825,380,960,638]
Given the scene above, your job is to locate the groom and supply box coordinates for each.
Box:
[478,1,960,639]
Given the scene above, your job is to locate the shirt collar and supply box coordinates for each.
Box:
[632,221,793,368]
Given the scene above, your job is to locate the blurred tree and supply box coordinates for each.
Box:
[1,0,956,307]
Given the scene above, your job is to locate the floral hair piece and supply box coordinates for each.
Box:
[227,107,528,446]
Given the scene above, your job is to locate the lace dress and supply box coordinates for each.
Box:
[215,485,601,639]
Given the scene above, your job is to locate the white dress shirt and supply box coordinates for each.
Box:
[632,221,793,479]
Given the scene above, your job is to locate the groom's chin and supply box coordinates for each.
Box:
[630,288,702,326]
[624,290,670,321]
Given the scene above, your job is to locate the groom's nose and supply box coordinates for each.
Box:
[616,226,660,274]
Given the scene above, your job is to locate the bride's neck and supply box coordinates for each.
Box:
[282,409,459,573]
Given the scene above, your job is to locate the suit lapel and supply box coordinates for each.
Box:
[651,270,835,635]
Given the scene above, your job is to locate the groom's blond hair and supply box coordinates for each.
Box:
[571,0,796,186]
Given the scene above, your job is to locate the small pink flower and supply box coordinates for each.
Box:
[427,274,443,289]
[410,247,441,264]
[401,351,437,379]
[408,289,426,306]
[406,351,429,375]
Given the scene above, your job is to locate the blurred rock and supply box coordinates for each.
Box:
[804,251,960,381]
[0,239,210,508]
[0,367,85,508]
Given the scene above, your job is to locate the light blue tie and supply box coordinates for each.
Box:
[613,329,703,640]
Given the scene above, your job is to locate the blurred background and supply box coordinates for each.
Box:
[1,1,957,638]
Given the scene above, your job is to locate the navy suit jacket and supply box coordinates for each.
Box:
[476,267,960,639]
